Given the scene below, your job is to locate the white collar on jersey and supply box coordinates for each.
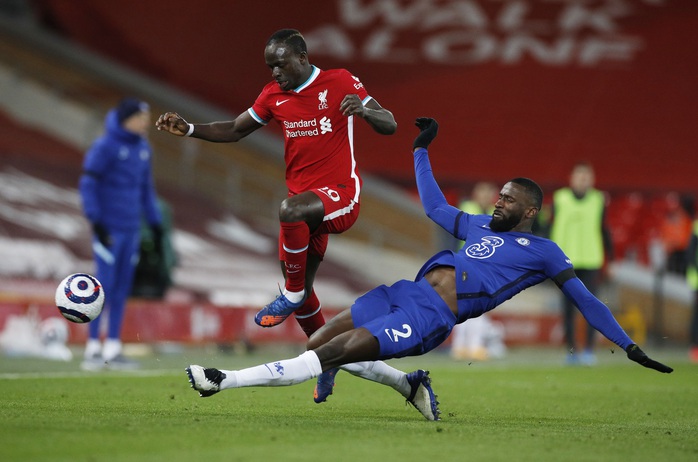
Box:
[293,65,321,93]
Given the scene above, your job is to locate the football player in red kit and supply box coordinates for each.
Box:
[156,28,396,403]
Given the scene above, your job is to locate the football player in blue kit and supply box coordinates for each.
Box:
[185,117,672,421]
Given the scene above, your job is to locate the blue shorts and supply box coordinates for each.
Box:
[350,278,457,360]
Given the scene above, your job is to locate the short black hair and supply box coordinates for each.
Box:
[509,177,543,210]
[572,161,594,172]
[267,29,307,55]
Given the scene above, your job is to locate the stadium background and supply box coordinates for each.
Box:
[33,0,698,192]
[0,0,696,351]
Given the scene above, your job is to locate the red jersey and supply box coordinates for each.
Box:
[248,66,371,200]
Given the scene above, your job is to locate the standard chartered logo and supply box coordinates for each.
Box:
[320,117,332,134]
[284,117,332,138]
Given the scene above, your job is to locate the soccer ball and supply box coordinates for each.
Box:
[55,273,105,323]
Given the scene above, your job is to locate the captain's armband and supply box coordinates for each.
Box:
[552,268,576,288]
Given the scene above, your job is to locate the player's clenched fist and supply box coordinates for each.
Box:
[340,94,365,118]
[155,112,190,136]
[413,117,439,150]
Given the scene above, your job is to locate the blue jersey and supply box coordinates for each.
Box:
[413,148,633,350]
[79,109,161,231]
[416,218,569,322]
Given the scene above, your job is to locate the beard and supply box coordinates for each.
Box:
[489,212,522,232]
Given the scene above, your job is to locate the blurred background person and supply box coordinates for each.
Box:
[458,182,498,228]
[550,162,613,365]
[79,97,164,371]
[658,192,693,275]
[450,182,506,361]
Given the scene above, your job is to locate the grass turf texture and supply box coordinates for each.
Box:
[0,347,696,462]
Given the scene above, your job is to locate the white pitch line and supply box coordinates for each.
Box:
[0,368,185,380]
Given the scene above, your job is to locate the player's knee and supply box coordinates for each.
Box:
[278,198,303,222]
[279,195,323,225]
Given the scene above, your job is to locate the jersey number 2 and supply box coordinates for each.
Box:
[384,324,412,342]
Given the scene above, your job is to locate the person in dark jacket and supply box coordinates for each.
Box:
[79,97,163,371]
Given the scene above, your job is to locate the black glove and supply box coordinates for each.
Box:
[92,222,111,247]
[150,224,164,253]
[413,117,439,150]
[626,344,673,373]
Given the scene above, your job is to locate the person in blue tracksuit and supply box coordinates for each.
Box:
[183,118,671,421]
[79,98,163,370]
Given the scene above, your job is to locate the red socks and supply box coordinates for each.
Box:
[294,289,325,337]
[280,222,326,337]
[280,221,309,293]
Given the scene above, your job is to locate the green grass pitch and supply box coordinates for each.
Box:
[0,346,696,462]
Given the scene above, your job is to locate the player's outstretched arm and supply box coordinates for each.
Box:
[560,278,673,374]
[411,117,464,235]
[626,344,673,373]
[155,111,261,143]
[340,95,397,135]
[560,278,674,374]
